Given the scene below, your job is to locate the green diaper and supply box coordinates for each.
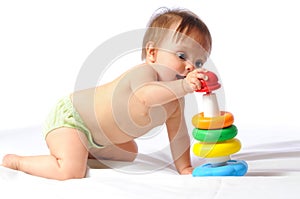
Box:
[43,96,103,148]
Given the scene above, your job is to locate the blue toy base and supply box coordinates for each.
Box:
[192,160,248,177]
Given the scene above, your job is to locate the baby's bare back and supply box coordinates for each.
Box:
[72,64,179,146]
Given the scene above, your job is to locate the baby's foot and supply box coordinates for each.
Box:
[2,154,20,170]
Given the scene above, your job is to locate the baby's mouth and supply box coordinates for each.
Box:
[176,74,186,79]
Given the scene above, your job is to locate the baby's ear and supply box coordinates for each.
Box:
[145,41,157,63]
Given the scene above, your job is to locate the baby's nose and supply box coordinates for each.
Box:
[186,62,195,72]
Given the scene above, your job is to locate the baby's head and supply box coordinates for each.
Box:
[142,8,212,61]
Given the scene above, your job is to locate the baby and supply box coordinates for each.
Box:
[2,8,212,180]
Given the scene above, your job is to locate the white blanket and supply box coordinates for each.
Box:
[1,125,300,199]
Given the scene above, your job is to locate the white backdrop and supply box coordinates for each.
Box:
[0,0,299,132]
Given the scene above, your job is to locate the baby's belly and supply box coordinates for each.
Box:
[90,113,163,145]
[91,104,173,145]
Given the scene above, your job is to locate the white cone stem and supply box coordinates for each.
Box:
[203,93,220,117]
[206,156,231,166]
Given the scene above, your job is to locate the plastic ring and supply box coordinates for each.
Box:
[193,138,241,158]
[192,125,238,142]
[192,160,248,176]
[192,111,234,129]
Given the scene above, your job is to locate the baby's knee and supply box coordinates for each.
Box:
[57,167,86,180]
[117,140,138,162]
[129,140,138,154]
[128,140,138,160]
[56,161,87,180]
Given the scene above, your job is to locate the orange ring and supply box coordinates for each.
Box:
[192,111,234,129]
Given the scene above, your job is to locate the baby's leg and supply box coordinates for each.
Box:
[2,128,89,180]
[88,140,138,167]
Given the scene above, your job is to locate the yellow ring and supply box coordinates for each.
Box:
[193,138,241,158]
[192,111,234,129]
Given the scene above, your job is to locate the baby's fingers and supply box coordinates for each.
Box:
[194,69,208,81]
[189,77,202,90]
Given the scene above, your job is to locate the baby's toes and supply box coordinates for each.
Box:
[2,154,20,170]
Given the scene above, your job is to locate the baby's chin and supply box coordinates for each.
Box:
[176,74,186,79]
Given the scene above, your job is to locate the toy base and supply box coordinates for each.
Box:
[192,160,248,177]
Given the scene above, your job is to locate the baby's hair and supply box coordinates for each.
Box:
[142,7,212,60]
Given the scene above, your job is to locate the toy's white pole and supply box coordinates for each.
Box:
[206,156,231,166]
[202,93,220,117]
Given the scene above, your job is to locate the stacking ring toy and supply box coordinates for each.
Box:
[192,160,248,176]
[193,138,241,158]
[192,125,238,142]
[192,111,234,129]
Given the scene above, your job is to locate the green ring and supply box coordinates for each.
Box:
[192,125,238,142]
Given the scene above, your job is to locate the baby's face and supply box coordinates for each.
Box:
[153,28,211,80]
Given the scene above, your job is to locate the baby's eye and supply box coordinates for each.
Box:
[176,52,186,60]
[195,60,203,68]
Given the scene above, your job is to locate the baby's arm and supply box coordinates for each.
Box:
[130,66,206,107]
[166,98,193,174]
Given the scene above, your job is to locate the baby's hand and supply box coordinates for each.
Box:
[180,166,194,175]
[183,69,208,92]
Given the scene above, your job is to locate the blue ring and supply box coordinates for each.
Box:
[192,160,248,177]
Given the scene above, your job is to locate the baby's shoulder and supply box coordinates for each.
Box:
[128,64,157,79]
[131,64,156,73]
